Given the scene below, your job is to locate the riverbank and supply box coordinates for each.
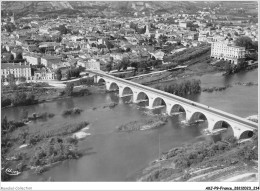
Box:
[132,60,258,89]
[131,60,220,86]
[1,83,107,109]
[138,129,258,182]
[1,113,90,181]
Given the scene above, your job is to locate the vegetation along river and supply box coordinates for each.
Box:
[3,69,257,181]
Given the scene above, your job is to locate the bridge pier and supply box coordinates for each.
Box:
[94,75,98,83]
[207,120,216,132]
[232,126,244,139]
[105,81,111,91]
[118,87,124,97]
[185,109,193,122]
[166,103,174,115]
[146,97,154,109]
[132,91,138,103]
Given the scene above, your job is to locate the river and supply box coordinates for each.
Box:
[3,69,257,182]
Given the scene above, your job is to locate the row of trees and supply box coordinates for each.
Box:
[155,79,201,97]
[171,46,211,65]
[56,67,83,81]
[9,91,38,107]
[2,74,26,84]
[105,56,163,73]
[1,52,24,63]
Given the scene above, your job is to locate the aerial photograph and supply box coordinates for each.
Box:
[1,0,258,186]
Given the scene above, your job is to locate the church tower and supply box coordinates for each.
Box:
[10,13,15,24]
[145,23,150,36]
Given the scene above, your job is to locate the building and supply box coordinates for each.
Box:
[78,59,100,70]
[1,63,32,80]
[179,22,187,28]
[39,27,50,34]
[211,42,245,64]
[23,54,41,65]
[34,68,55,81]
[41,55,62,68]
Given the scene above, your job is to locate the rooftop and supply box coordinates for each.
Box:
[1,63,31,69]
[41,55,62,60]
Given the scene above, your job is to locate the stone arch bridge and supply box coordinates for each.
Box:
[87,70,258,140]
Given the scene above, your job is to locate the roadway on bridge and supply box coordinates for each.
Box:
[88,70,258,129]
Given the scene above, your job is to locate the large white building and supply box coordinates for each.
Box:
[78,59,100,70]
[211,42,245,64]
[1,63,32,80]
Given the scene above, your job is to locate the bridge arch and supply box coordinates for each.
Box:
[239,130,254,140]
[97,77,106,84]
[109,82,119,91]
[213,120,232,130]
[212,120,234,137]
[169,104,186,115]
[189,112,208,124]
[136,92,149,106]
[122,86,133,96]
[152,97,167,109]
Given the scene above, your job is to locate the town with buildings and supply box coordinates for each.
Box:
[1,1,258,187]
[1,1,258,83]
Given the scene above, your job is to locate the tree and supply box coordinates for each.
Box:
[106,63,112,72]
[251,41,258,51]
[2,116,9,132]
[57,24,68,35]
[22,26,31,30]
[72,68,80,78]
[138,26,146,34]
[15,53,23,60]
[234,36,253,49]
[159,35,168,43]
[56,36,62,43]
[55,69,62,81]
[121,57,130,70]
[78,66,85,73]
[18,76,26,82]
[65,69,71,80]
[130,62,138,74]
[117,57,130,71]
[1,46,7,53]
[11,92,27,106]
[130,22,137,30]
[1,75,5,83]
[105,40,114,50]
[6,74,16,86]
[64,83,74,96]
[5,53,14,62]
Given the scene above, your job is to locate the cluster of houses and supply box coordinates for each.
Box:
[1,8,258,82]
